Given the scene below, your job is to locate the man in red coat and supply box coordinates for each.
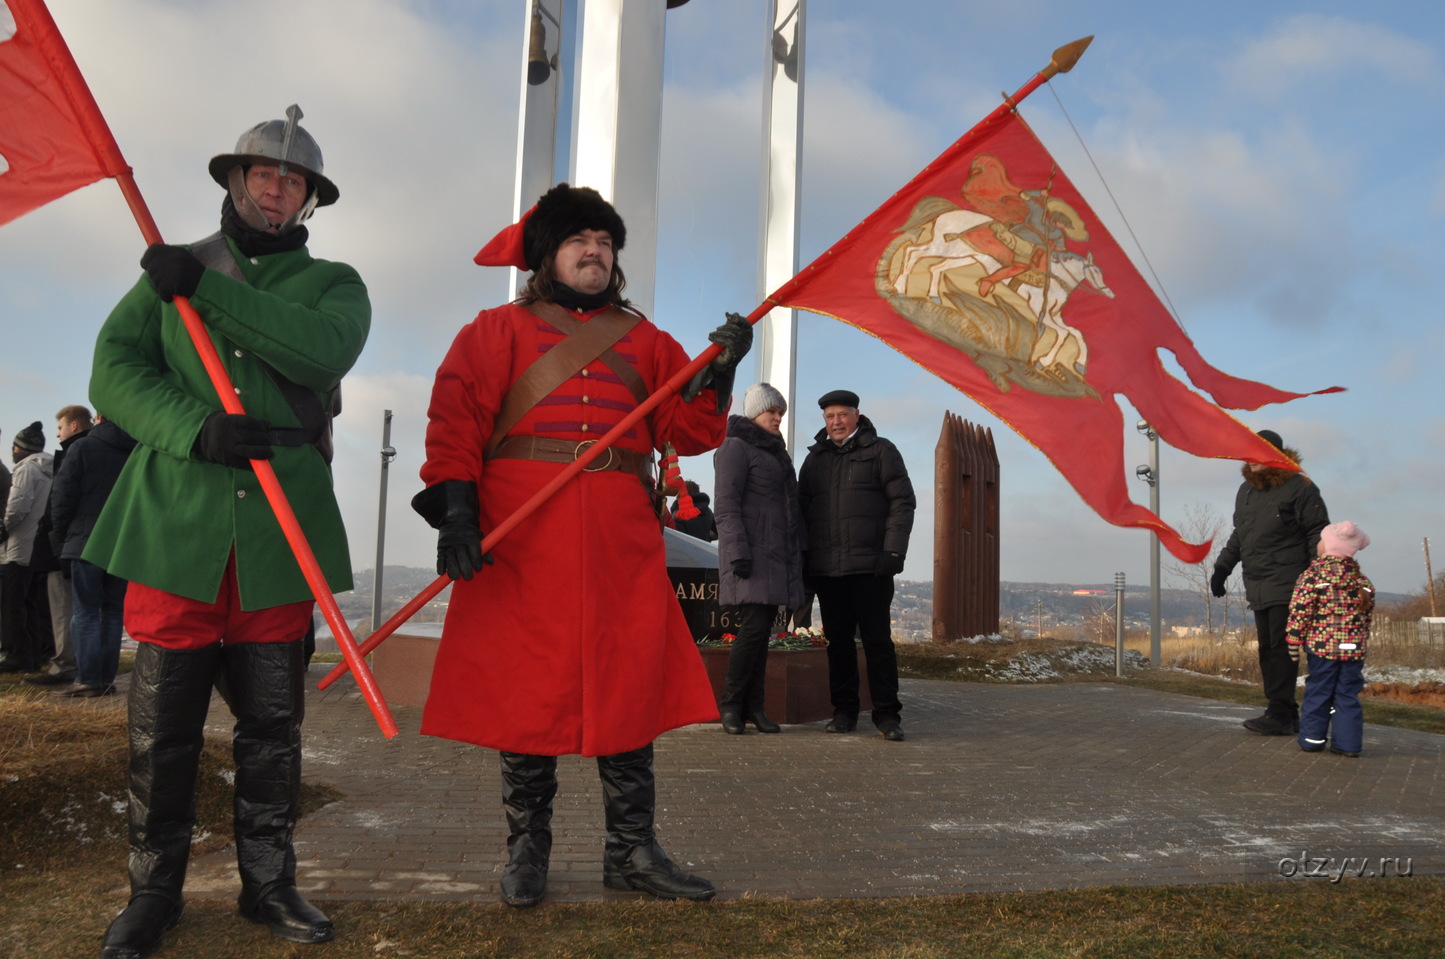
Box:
[414,184,750,907]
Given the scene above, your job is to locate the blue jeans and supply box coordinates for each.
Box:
[1299,652,1365,754]
[70,559,128,687]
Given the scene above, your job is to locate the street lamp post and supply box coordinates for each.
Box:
[1135,420,1161,666]
[372,410,396,635]
[1113,571,1126,677]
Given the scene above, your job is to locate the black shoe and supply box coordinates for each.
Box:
[877,719,905,742]
[23,671,74,686]
[63,683,110,698]
[239,885,334,944]
[603,842,717,901]
[747,710,781,734]
[1242,714,1293,736]
[0,659,28,674]
[824,711,857,733]
[101,892,184,959]
[720,706,746,735]
[1329,744,1361,758]
[500,862,548,908]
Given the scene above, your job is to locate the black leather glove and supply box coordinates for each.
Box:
[412,480,493,581]
[681,312,753,412]
[875,551,905,577]
[193,411,273,469]
[141,244,206,302]
[1209,567,1228,598]
[731,558,752,579]
[708,312,753,371]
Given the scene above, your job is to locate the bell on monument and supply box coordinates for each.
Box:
[527,10,551,85]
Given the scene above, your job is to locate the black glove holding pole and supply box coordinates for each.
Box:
[141,244,206,302]
[193,412,273,470]
[412,480,493,581]
[682,312,753,412]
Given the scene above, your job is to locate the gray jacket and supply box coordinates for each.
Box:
[714,414,806,609]
[1,452,53,565]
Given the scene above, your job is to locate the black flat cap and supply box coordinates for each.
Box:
[817,389,860,409]
[1256,429,1284,451]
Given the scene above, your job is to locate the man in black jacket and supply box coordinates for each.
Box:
[1211,429,1329,736]
[799,390,915,741]
[25,404,92,687]
[49,415,136,697]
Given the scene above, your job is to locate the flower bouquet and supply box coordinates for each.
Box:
[698,627,826,650]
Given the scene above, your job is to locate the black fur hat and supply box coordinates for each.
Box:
[522,183,626,271]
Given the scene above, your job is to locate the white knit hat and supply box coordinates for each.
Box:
[743,382,787,420]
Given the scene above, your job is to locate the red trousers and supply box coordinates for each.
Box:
[124,556,313,651]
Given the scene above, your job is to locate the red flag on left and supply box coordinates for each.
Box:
[0,0,129,225]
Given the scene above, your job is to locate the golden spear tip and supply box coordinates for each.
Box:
[1043,35,1094,79]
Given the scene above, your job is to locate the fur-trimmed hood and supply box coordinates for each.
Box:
[1241,447,1311,491]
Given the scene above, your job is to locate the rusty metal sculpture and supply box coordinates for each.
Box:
[933,413,1000,641]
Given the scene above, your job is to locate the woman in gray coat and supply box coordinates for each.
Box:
[714,383,806,734]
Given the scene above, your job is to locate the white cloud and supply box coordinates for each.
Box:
[1223,14,1440,97]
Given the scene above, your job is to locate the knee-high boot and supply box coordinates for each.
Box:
[598,744,715,901]
[224,640,333,945]
[101,643,221,959]
[499,752,558,907]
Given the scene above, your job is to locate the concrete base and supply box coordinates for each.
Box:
[370,627,872,723]
[699,646,871,725]
[371,623,443,709]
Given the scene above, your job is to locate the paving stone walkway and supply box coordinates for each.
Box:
[182,671,1444,903]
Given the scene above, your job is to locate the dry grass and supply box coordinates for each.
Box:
[0,684,340,875]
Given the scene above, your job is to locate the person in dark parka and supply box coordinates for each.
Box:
[798,390,914,741]
[671,480,717,541]
[1211,429,1329,736]
[49,416,137,696]
[714,383,806,734]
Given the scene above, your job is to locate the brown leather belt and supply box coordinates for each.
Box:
[488,435,654,481]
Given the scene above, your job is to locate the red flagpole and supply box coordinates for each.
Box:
[319,36,1097,691]
[15,0,398,737]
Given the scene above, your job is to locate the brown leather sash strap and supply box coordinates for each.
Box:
[488,435,654,481]
[484,302,645,459]
[530,302,650,404]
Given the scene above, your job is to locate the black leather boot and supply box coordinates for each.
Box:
[598,744,715,901]
[101,643,221,959]
[499,752,558,907]
[225,641,333,945]
[719,706,746,735]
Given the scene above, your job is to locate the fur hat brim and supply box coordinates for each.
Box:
[522,184,625,271]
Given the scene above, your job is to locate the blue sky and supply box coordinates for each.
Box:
[3,0,1443,597]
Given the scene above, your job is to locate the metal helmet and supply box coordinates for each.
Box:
[208,104,339,234]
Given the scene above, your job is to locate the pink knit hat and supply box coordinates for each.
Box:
[1320,521,1370,558]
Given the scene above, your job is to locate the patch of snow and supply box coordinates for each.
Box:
[1364,665,1445,685]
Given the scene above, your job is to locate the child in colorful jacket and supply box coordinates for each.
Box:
[1286,521,1374,757]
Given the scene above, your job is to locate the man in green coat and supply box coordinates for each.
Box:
[89,107,369,959]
